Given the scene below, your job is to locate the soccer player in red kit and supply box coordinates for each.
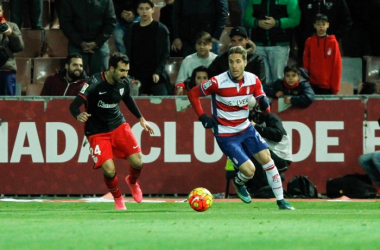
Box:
[69,52,154,210]
[187,46,294,210]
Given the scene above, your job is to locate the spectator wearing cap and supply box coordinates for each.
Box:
[243,0,300,85]
[208,26,266,85]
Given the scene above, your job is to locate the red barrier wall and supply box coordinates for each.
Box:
[0,97,379,195]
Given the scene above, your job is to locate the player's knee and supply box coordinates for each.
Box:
[103,168,116,178]
[129,153,143,169]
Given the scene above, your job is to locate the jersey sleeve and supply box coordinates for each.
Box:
[252,76,266,100]
[199,77,219,96]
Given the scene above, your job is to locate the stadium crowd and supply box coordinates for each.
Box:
[0,0,380,96]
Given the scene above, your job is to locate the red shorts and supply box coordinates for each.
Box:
[87,123,141,168]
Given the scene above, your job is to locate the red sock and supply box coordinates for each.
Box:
[128,165,142,184]
[103,174,122,198]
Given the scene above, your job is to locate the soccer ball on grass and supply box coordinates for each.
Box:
[188,187,213,212]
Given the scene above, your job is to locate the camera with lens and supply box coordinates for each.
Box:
[0,23,9,33]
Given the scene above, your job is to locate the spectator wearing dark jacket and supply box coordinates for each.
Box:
[124,0,170,96]
[243,0,300,85]
[208,26,266,85]
[264,66,315,108]
[40,53,87,96]
[60,0,116,75]
[171,0,229,57]
[0,3,24,96]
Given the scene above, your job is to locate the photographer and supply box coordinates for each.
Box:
[0,2,24,96]
[358,118,380,187]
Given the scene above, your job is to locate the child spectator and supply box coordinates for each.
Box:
[178,65,209,95]
[124,0,171,96]
[303,14,342,95]
[174,31,217,95]
[264,66,315,108]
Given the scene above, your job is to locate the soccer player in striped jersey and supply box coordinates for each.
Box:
[188,46,294,210]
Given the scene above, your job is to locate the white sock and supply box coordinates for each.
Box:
[234,171,253,185]
[263,160,284,200]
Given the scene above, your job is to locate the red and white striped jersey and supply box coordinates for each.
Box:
[200,71,266,136]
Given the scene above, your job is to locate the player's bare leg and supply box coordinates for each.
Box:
[233,160,255,203]
[254,149,295,210]
[102,159,126,210]
[125,152,143,203]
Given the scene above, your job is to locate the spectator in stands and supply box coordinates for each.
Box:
[171,0,229,57]
[124,0,171,96]
[296,0,351,64]
[113,0,140,54]
[159,0,181,57]
[174,31,217,95]
[10,0,43,30]
[243,0,300,85]
[60,0,116,75]
[0,3,24,96]
[358,82,379,95]
[303,14,342,95]
[178,65,209,95]
[208,26,266,85]
[40,53,87,96]
[358,118,380,187]
[264,66,315,108]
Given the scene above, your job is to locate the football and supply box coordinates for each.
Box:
[188,187,213,212]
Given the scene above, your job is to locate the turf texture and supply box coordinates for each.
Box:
[0,200,380,250]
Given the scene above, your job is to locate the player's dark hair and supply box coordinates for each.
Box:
[228,46,247,61]
[195,31,212,44]
[284,65,300,75]
[137,0,154,8]
[359,82,378,95]
[0,2,3,8]
[66,53,82,65]
[189,66,209,89]
[109,52,130,69]
[314,14,328,23]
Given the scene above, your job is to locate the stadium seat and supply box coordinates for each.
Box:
[165,57,183,87]
[219,27,232,55]
[43,29,68,57]
[14,29,43,58]
[357,82,380,94]
[338,82,354,95]
[26,82,44,96]
[15,57,32,95]
[341,57,362,91]
[365,56,380,83]
[32,57,66,85]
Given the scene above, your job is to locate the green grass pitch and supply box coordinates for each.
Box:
[1,200,380,250]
